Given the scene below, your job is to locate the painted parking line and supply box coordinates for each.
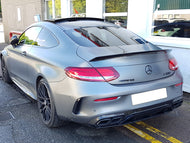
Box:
[123,122,183,143]
[136,121,183,143]
[123,124,162,143]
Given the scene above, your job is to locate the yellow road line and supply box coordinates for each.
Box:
[123,124,162,143]
[136,121,183,143]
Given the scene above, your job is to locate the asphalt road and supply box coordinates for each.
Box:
[0,80,190,143]
[0,43,190,143]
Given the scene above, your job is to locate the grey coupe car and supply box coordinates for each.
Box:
[1,18,183,128]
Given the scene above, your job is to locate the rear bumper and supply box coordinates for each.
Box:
[93,96,183,128]
[50,70,183,127]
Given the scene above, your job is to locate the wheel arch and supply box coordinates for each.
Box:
[36,75,44,91]
[35,74,55,100]
[0,53,2,61]
[0,52,4,61]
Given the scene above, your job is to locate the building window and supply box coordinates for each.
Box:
[105,0,127,13]
[104,0,128,28]
[45,0,61,19]
[45,0,86,19]
[152,0,190,38]
[71,0,86,17]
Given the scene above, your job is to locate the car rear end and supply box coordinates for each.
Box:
[64,50,182,128]
[54,19,183,128]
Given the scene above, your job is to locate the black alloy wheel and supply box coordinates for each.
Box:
[37,78,62,127]
[38,82,51,122]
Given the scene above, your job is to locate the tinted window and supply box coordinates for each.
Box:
[19,27,42,45]
[36,28,58,47]
[65,26,147,47]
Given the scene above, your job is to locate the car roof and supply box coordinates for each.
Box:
[44,17,117,30]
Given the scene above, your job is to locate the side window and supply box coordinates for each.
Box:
[19,27,42,45]
[36,28,58,47]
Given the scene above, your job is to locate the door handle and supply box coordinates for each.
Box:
[22,51,27,56]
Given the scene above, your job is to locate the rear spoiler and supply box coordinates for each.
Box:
[77,43,171,62]
[45,17,104,24]
[90,49,171,62]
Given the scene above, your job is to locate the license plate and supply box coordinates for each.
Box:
[131,88,167,105]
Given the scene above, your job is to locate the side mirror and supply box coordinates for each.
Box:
[10,36,19,46]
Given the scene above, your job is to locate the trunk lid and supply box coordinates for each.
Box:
[77,43,174,84]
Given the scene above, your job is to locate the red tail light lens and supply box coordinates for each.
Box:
[169,58,178,71]
[65,67,119,82]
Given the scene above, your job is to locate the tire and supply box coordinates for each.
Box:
[1,57,12,83]
[37,78,63,128]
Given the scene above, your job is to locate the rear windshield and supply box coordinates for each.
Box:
[65,26,148,47]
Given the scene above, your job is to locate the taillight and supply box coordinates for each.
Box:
[65,67,119,82]
[169,58,178,71]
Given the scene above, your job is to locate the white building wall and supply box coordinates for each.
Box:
[61,0,70,18]
[0,23,5,43]
[127,0,154,38]
[128,0,190,92]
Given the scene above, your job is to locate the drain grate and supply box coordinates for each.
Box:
[0,112,15,122]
